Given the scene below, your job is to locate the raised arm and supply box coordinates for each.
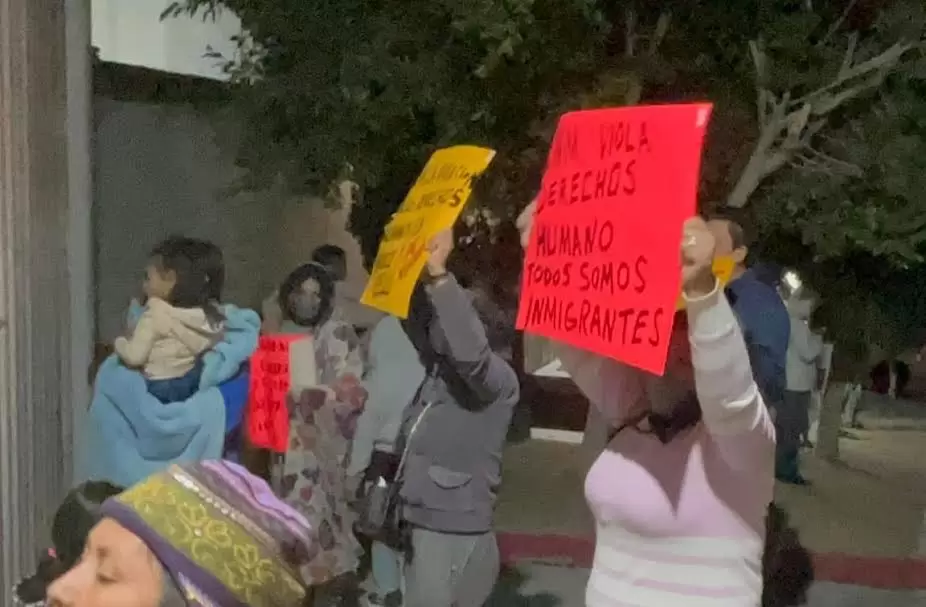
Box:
[114,307,159,368]
[686,284,773,439]
[427,274,519,404]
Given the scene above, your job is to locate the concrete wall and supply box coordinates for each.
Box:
[92,0,239,81]
[93,96,368,342]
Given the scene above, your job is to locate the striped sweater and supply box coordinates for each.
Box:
[559,285,775,606]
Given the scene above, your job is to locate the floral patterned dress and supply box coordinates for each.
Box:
[275,318,367,586]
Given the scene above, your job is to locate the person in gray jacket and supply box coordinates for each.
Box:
[397,228,520,607]
[348,313,426,607]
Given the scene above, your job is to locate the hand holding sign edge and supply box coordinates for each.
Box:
[426,228,454,278]
[680,217,717,299]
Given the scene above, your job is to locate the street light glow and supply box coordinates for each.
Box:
[783,270,802,292]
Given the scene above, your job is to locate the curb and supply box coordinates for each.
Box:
[496,532,926,590]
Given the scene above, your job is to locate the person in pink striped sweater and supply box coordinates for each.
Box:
[517,204,811,606]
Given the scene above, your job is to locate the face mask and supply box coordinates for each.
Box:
[291,292,321,322]
[287,276,327,327]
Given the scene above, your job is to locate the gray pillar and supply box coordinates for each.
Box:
[66,0,94,483]
[0,0,71,597]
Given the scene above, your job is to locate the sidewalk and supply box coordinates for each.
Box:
[495,430,926,588]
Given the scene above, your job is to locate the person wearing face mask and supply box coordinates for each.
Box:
[516,202,810,607]
[395,229,520,607]
[273,262,370,595]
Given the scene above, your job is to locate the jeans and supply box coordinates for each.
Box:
[147,361,203,404]
[775,390,810,479]
[405,528,499,607]
[371,540,402,595]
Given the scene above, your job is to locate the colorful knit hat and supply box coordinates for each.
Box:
[100,461,316,607]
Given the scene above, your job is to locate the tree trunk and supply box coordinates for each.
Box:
[815,380,846,461]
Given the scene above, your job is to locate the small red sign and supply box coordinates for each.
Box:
[247,334,303,452]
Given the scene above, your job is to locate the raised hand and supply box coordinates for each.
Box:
[516,198,537,250]
[426,228,454,277]
[680,216,717,298]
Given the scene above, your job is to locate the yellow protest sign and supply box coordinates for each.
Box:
[361,145,497,318]
[676,255,736,310]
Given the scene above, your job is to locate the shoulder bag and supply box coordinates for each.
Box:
[356,394,433,550]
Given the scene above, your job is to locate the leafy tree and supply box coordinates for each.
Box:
[163,0,614,247]
[741,1,926,402]
[739,1,926,261]
[165,0,926,327]
[165,0,926,460]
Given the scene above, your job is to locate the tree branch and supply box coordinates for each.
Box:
[750,40,769,127]
[792,41,916,108]
[840,32,858,77]
[794,145,864,177]
[726,93,789,209]
[820,0,859,47]
[647,12,671,57]
[625,7,637,58]
[725,39,919,209]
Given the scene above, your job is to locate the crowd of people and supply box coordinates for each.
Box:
[14,200,817,606]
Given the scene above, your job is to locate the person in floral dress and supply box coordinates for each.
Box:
[272,262,369,599]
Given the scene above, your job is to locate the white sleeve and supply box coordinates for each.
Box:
[685,283,775,439]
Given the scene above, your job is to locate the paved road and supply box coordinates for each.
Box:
[496,434,926,559]
[488,564,926,607]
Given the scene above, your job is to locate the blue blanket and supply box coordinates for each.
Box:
[78,304,260,487]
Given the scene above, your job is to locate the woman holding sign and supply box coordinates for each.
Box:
[397,229,520,607]
[517,203,812,607]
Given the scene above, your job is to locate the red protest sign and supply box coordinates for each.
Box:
[516,103,712,375]
[247,334,304,452]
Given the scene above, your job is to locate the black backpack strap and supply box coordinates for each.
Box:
[606,410,649,443]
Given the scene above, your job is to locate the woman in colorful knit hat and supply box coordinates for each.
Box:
[47,460,318,607]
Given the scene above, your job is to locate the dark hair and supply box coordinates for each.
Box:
[762,503,814,606]
[710,215,749,250]
[311,245,347,280]
[149,236,224,325]
[278,263,335,328]
[14,481,123,604]
[729,221,747,250]
[195,239,225,302]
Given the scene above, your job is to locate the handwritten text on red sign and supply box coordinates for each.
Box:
[247,334,303,453]
[516,104,712,375]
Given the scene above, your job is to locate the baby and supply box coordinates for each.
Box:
[115,236,224,403]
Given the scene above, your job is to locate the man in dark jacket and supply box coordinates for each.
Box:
[397,229,520,607]
[708,219,790,402]
[708,219,797,483]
